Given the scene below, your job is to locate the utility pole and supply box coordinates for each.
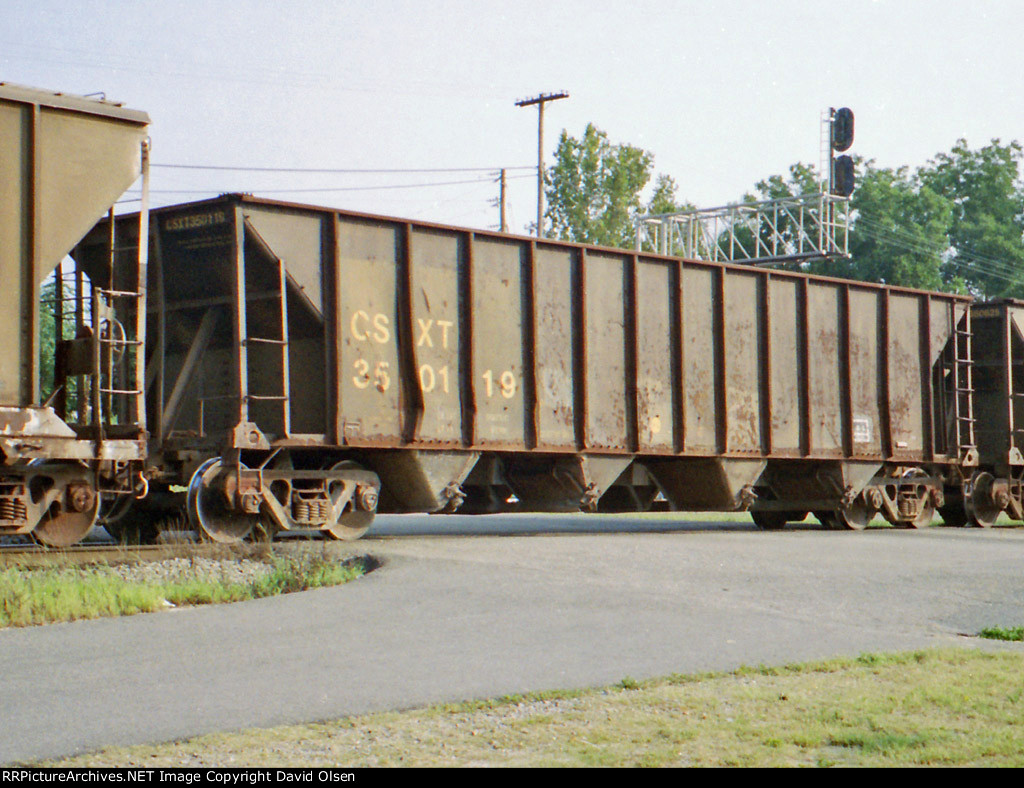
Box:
[515,91,569,238]
[499,168,508,232]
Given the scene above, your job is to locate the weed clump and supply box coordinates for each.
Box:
[978,626,1024,642]
[0,552,370,628]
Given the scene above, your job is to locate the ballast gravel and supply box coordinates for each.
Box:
[103,557,275,586]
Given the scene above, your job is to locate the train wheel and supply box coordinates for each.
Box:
[906,498,936,528]
[324,461,376,541]
[187,459,259,544]
[751,511,789,530]
[326,510,374,541]
[965,472,1000,528]
[833,498,874,530]
[32,468,100,548]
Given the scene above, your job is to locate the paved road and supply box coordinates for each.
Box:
[2,514,1023,764]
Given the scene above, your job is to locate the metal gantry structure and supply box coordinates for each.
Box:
[635,191,850,266]
[635,108,854,267]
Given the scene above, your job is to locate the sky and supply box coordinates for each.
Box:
[4,0,1023,236]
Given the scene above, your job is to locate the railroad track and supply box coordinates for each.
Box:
[0,538,282,569]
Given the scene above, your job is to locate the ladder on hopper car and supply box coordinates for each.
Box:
[57,207,147,443]
[947,312,977,460]
[92,284,144,432]
[95,204,146,437]
[239,253,292,439]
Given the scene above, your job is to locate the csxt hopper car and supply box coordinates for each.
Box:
[0,83,150,546]
[76,194,986,542]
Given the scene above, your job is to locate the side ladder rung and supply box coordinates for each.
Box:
[99,338,143,347]
[97,288,142,299]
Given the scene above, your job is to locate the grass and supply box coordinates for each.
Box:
[0,552,369,628]
[979,626,1024,642]
[46,648,1024,768]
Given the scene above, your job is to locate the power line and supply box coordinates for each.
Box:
[153,163,535,174]
[855,215,1023,281]
[131,173,533,196]
[853,219,1022,286]
[117,172,533,209]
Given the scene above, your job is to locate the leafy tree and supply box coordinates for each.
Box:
[917,139,1024,297]
[646,173,689,215]
[846,162,956,291]
[635,173,696,254]
[544,123,654,248]
[746,162,822,202]
[738,145,1023,295]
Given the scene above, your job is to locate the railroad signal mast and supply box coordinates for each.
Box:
[636,107,855,267]
[827,106,856,198]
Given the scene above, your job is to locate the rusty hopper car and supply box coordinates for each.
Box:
[953,299,1024,527]
[0,84,150,546]
[76,193,977,542]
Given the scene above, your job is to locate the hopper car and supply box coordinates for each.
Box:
[0,83,150,546]
[3,83,1023,546]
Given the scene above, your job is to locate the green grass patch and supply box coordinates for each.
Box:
[46,648,1024,768]
[979,626,1024,642]
[0,553,369,628]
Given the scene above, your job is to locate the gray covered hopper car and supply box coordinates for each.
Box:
[77,193,978,541]
[0,83,150,546]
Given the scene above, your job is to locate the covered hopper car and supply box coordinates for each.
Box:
[4,83,1023,546]
[0,83,150,546]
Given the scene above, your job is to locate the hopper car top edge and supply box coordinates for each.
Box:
[0,81,150,125]
[128,192,971,304]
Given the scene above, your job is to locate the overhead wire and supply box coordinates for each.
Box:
[856,219,1021,283]
[852,216,1023,286]
[152,163,535,174]
[125,172,532,196]
[855,214,1020,277]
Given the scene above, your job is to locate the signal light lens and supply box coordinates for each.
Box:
[832,107,854,152]
[833,155,855,197]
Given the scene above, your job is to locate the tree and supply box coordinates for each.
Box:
[544,124,654,248]
[646,173,689,216]
[746,162,822,202]
[917,139,1024,297]
[847,163,956,292]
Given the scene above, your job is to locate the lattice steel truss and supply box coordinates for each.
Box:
[635,192,850,266]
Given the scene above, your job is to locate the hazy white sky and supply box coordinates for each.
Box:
[4,0,1022,234]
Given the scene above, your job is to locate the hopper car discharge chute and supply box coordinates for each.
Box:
[0,83,150,546]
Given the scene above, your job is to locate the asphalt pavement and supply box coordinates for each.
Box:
[2,513,1023,764]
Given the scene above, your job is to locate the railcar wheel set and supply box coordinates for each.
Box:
[2,83,1022,547]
